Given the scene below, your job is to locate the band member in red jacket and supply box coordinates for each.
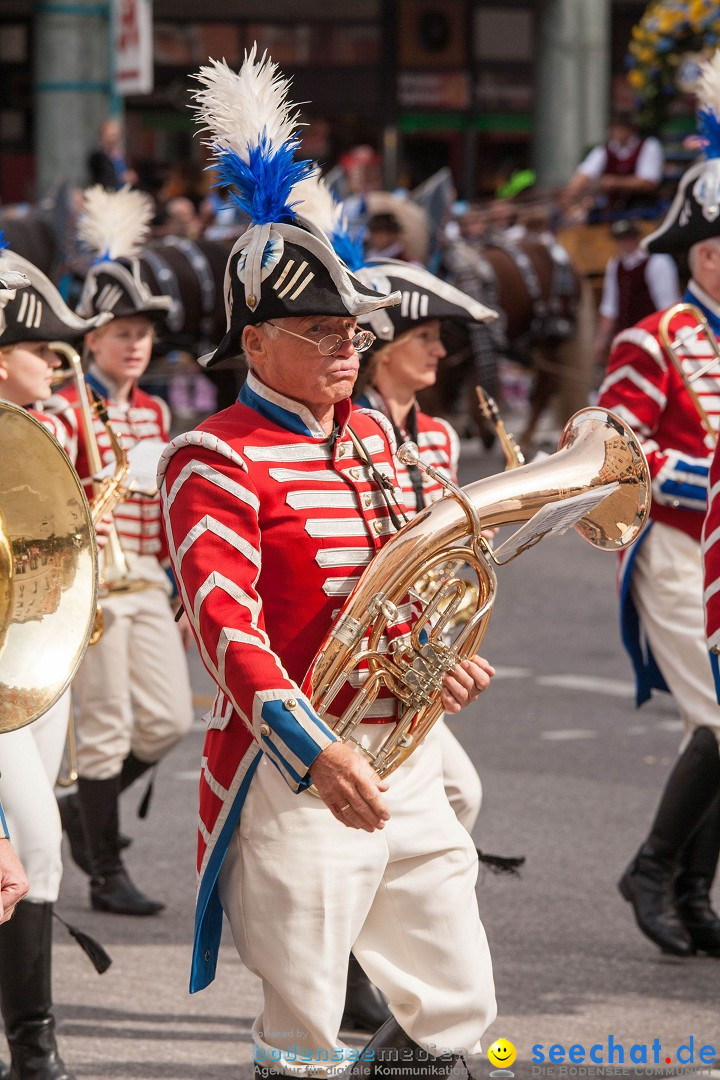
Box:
[598,55,720,960]
[160,49,497,1079]
[0,246,109,1080]
[49,187,194,919]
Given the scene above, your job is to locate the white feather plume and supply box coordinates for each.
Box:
[78,185,154,260]
[192,44,304,160]
[292,172,342,234]
[696,50,720,116]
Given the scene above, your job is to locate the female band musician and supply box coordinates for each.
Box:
[355,260,493,833]
[0,246,109,1080]
[48,186,194,919]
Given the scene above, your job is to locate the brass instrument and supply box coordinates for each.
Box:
[303,407,650,782]
[414,388,523,631]
[476,386,525,469]
[0,402,97,733]
[658,303,720,446]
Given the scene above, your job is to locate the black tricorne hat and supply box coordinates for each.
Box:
[201,217,400,368]
[75,185,172,325]
[644,51,720,256]
[355,259,497,344]
[643,157,720,255]
[0,249,108,347]
[191,48,399,369]
[76,257,172,324]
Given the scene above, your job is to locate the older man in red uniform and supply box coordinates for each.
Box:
[160,49,497,1080]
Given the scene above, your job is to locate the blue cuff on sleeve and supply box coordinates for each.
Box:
[258,696,337,792]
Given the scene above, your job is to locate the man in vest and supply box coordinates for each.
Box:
[592,219,680,368]
[563,112,664,219]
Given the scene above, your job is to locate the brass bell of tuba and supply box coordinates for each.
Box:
[303,407,650,782]
[0,402,98,732]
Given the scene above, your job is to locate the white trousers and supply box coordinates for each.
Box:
[438,719,482,832]
[0,691,69,902]
[630,522,720,739]
[218,725,496,1077]
[72,585,193,778]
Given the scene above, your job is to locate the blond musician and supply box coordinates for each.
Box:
[0,247,109,1080]
[47,187,193,919]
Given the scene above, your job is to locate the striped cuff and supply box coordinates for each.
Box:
[653,453,709,511]
[0,800,9,841]
[253,691,337,792]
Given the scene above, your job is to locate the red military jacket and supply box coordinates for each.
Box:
[598,285,720,542]
[48,365,170,560]
[356,387,460,513]
[158,371,412,991]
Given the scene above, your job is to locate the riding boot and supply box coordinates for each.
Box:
[618,726,720,955]
[675,793,720,955]
[56,795,91,877]
[76,776,164,916]
[341,955,391,1033]
[0,900,75,1079]
[347,1016,458,1077]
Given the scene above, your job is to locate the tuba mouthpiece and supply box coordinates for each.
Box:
[397,441,420,467]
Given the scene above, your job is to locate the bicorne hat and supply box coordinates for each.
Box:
[645,52,720,256]
[0,246,108,347]
[189,47,400,368]
[75,185,172,324]
[355,260,497,344]
[291,174,497,347]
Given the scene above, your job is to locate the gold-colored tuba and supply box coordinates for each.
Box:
[0,402,98,733]
[658,302,720,446]
[303,407,650,781]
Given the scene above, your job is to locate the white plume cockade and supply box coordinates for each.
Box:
[78,185,154,261]
[190,45,316,226]
[293,172,366,272]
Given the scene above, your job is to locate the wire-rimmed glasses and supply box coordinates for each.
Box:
[269,322,376,355]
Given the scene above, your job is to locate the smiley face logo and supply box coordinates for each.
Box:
[488,1039,517,1070]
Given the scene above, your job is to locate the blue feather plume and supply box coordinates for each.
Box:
[330,224,366,272]
[698,106,720,160]
[213,134,314,225]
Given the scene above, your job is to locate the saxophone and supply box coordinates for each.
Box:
[302,407,650,781]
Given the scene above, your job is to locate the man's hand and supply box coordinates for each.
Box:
[0,839,29,924]
[441,654,495,714]
[309,742,390,833]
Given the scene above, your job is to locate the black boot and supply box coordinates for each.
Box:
[618,726,720,956]
[0,900,75,1080]
[618,844,693,955]
[76,777,164,916]
[347,1016,458,1077]
[341,954,391,1032]
[675,794,720,955]
[56,795,91,877]
[119,752,153,793]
